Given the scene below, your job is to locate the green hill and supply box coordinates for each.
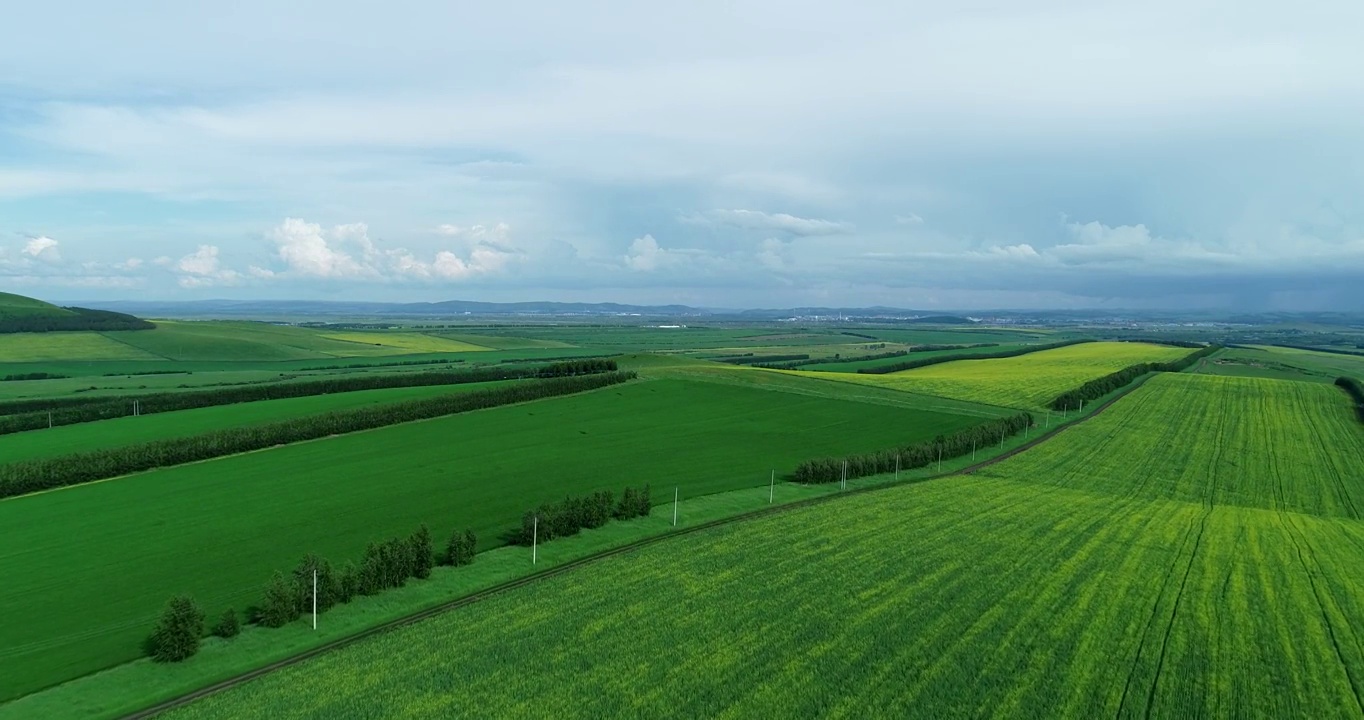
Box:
[0,292,153,333]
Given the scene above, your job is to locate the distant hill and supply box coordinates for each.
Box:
[0,292,154,333]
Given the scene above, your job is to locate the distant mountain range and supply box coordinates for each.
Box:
[56,298,1364,327]
[72,298,976,322]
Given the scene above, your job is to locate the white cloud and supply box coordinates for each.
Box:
[895,214,924,225]
[23,236,61,263]
[115,257,144,270]
[175,245,241,288]
[624,234,669,272]
[681,209,853,236]
[266,218,518,282]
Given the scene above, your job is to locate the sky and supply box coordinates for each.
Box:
[2,1,1363,311]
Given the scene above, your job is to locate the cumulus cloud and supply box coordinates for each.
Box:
[266,218,518,282]
[681,209,853,236]
[623,235,670,272]
[23,236,61,263]
[895,214,924,225]
[176,245,242,288]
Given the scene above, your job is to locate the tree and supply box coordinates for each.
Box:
[409,524,434,579]
[149,594,205,662]
[258,571,300,628]
[337,560,359,603]
[213,608,241,639]
[446,528,477,566]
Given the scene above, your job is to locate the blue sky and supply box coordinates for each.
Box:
[2,1,1362,309]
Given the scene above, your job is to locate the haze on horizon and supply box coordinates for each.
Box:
[2,1,1362,312]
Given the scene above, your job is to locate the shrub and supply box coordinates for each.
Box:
[149,595,205,662]
[213,608,241,639]
[258,571,301,628]
[409,525,435,580]
[446,529,477,566]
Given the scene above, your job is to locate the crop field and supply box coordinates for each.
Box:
[1194,345,1364,384]
[974,373,1364,517]
[166,373,1364,719]
[317,332,492,353]
[0,375,997,701]
[785,341,1190,409]
[0,332,161,362]
[0,382,515,464]
[794,342,1036,373]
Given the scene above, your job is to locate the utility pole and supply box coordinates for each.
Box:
[937,444,942,473]
[532,515,538,565]
[672,487,678,526]
[769,470,775,504]
[895,455,900,481]
[312,569,317,630]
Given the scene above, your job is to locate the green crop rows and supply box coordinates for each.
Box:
[166,373,1364,719]
[0,376,992,701]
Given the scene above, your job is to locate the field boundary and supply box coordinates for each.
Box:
[115,371,1152,720]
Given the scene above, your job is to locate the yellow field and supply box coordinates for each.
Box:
[781,341,1190,409]
[0,332,160,362]
[320,332,492,353]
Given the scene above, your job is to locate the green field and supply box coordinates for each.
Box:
[0,375,996,701]
[1194,345,1364,383]
[163,373,1364,719]
[0,382,515,464]
[784,341,1190,409]
[0,332,161,362]
[975,373,1364,517]
[793,342,1036,373]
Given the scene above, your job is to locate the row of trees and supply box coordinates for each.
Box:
[150,523,477,662]
[1337,377,1364,423]
[0,371,637,500]
[1047,345,1220,411]
[792,412,1034,484]
[299,358,463,371]
[536,359,619,377]
[511,485,653,546]
[0,361,625,433]
[856,340,1092,375]
[1,372,69,382]
[0,306,154,334]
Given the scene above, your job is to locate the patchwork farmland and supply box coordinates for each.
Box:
[3,295,1363,720]
[155,372,1364,720]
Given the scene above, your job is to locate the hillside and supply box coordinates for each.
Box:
[0,292,153,333]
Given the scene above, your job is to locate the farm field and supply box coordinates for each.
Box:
[0,375,997,701]
[794,342,1036,373]
[165,373,1364,719]
[0,332,161,362]
[786,341,1190,409]
[974,373,1364,517]
[0,381,515,464]
[1194,345,1364,384]
[316,332,491,353]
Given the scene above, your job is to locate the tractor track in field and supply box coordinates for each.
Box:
[122,374,1154,719]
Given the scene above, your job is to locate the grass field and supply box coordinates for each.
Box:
[975,373,1364,517]
[785,341,1190,409]
[1194,345,1364,384]
[317,332,491,353]
[0,376,996,701]
[793,342,1036,373]
[0,382,514,464]
[0,333,161,362]
[162,373,1364,719]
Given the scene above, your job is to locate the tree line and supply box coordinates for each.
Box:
[1337,377,1364,423]
[856,340,1092,375]
[0,306,154,334]
[1047,345,1220,412]
[0,371,636,500]
[299,358,464,371]
[1,372,70,382]
[511,485,653,545]
[535,359,619,377]
[0,360,619,432]
[792,412,1034,484]
[150,522,477,662]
